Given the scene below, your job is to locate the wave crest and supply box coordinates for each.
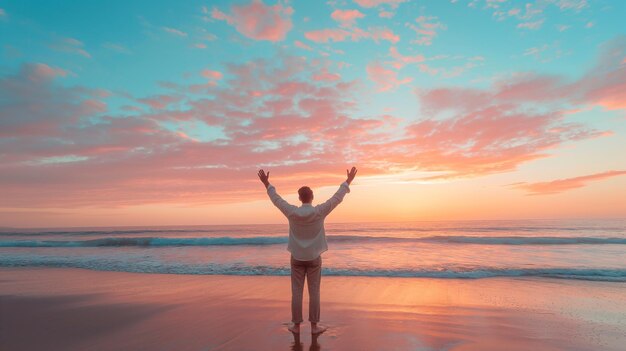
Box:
[2,235,626,247]
[1,256,624,282]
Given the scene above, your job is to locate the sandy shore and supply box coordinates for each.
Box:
[1,267,625,350]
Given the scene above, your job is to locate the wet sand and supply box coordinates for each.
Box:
[1,267,625,350]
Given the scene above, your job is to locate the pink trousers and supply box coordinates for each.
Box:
[290,255,321,323]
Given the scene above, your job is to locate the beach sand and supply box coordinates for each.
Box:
[1,267,625,351]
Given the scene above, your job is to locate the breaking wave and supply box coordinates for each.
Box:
[1,255,624,282]
[2,235,626,247]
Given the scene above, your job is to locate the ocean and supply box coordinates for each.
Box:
[1,219,625,282]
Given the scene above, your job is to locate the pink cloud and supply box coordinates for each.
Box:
[478,0,587,29]
[510,170,626,195]
[423,59,484,78]
[517,19,544,30]
[137,95,182,110]
[1,37,623,208]
[80,99,107,115]
[555,0,588,11]
[360,105,600,179]
[196,70,223,88]
[162,27,188,37]
[0,63,101,139]
[508,8,521,16]
[388,47,425,69]
[417,36,626,113]
[366,62,412,92]
[354,0,406,8]
[26,63,68,81]
[305,27,399,44]
[201,70,223,80]
[574,36,626,110]
[0,56,391,207]
[387,48,482,78]
[401,37,626,177]
[294,40,313,51]
[50,37,91,58]
[585,83,626,110]
[418,87,492,112]
[211,8,229,21]
[421,76,568,113]
[304,28,352,43]
[379,11,394,18]
[312,69,341,82]
[331,9,365,27]
[103,42,132,54]
[368,27,400,43]
[212,0,293,41]
[406,16,446,46]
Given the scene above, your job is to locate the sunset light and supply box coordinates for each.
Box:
[1,0,625,227]
[1,1,625,350]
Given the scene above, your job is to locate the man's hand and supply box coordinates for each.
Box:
[258,169,270,189]
[346,166,358,185]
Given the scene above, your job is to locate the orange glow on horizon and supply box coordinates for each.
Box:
[2,170,625,228]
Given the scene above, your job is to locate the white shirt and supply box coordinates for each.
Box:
[266,182,351,261]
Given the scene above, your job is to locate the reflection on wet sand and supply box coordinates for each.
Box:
[2,268,625,351]
[290,331,321,351]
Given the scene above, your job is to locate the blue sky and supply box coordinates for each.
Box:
[0,0,625,226]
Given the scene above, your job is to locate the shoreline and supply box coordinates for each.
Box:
[1,267,625,350]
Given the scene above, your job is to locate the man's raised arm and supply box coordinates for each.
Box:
[258,169,296,217]
[317,167,357,217]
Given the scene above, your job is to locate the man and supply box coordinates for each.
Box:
[257,167,357,335]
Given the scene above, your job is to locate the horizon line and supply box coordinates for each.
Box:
[2,217,625,230]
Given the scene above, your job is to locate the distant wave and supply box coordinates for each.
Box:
[0,236,288,247]
[0,228,230,237]
[2,235,626,248]
[333,225,626,233]
[1,223,623,237]
[324,268,626,282]
[1,256,624,282]
[421,235,626,245]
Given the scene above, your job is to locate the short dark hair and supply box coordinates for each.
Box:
[298,186,313,203]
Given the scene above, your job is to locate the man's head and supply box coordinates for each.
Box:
[298,186,314,204]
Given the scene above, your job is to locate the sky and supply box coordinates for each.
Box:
[0,0,625,227]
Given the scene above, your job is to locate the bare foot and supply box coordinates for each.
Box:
[288,322,300,334]
[311,324,327,335]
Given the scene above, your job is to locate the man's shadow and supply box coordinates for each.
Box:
[290,332,321,351]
